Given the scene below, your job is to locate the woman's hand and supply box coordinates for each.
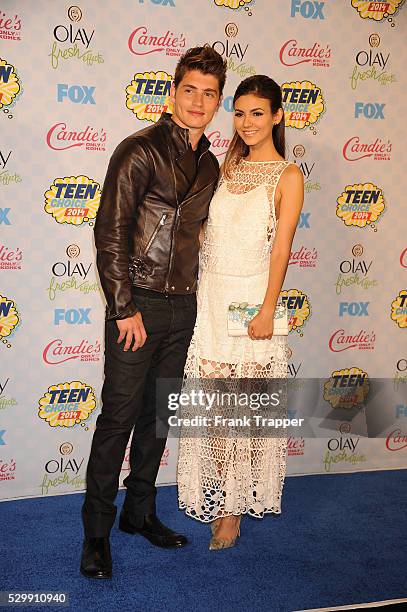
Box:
[247,309,274,340]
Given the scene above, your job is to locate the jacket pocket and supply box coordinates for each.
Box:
[129,213,167,282]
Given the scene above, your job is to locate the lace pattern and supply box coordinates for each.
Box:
[177,159,291,523]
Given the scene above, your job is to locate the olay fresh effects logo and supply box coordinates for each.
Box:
[0,149,22,185]
[0,295,21,348]
[390,291,407,329]
[208,130,231,157]
[38,381,97,428]
[128,26,186,56]
[0,243,22,270]
[281,81,325,130]
[323,367,370,409]
[343,137,391,161]
[335,244,378,295]
[212,23,255,78]
[289,246,318,268]
[280,39,331,68]
[386,429,407,451]
[336,183,385,229]
[0,377,17,412]
[280,289,311,335]
[40,442,85,495]
[47,244,100,301]
[126,70,173,122]
[324,425,366,472]
[50,6,104,69]
[44,176,101,226]
[0,11,22,41]
[0,58,22,118]
[351,0,404,21]
[350,34,396,90]
[43,338,101,365]
[46,123,106,151]
[328,329,376,352]
[292,144,321,194]
[394,359,407,392]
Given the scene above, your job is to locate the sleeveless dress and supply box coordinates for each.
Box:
[177,159,292,522]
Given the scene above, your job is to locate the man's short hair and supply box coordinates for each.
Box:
[174,45,227,95]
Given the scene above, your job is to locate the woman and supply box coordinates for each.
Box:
[177,75,304,549]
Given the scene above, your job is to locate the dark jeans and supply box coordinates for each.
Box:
[82,289,196,537]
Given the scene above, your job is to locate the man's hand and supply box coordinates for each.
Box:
[116,312,147,351]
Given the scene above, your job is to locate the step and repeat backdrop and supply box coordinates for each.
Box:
[1,0,406,500]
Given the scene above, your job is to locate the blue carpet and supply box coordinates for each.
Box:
[1,471,406,612]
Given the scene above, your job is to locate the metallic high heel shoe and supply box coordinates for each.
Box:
[209,517,241,551]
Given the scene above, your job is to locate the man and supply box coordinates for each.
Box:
[81,46,227,579]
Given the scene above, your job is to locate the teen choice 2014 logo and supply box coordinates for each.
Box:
[391,290,407,329]
[213,0,254,8]
[336,183,385,229]
[0,294,21,348]
[44,176,101,226]
[351,0,405,21]
[324,367,370,409]
[280,289,311,335]
[0,58,21,114]
[38,381,97,428]
[281,81,325,130]
[126,70,173,123]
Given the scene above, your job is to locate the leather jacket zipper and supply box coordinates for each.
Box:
[143,213,167,255]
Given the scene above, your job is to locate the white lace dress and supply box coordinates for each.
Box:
[177,159,292,522]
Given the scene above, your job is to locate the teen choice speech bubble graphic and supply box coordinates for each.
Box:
[351,0,405,21]
[0,295,20,347]
[281,81,325,129]
[280,289,311,335]
[324,367,370,409]
[214,0,254,8]
[336,183,385,229]
[38,381,97,428]
[0,58,21,111]
[391,290,407,329]
[44,176,101,226]
[126,70,173,123]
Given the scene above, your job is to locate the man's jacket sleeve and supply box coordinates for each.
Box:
[94,139,152,320]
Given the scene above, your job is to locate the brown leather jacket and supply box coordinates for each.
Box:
[94,113,219,320]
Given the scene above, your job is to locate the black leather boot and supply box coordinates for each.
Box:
[119,512,188,548]
[80,537,112,579]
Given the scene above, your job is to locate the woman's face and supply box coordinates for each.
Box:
[234,93,277,148]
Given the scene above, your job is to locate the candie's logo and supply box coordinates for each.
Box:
[336,183,385,229]
[208,130,231,157]
[0,11,21,41]
[281,81,325,129]
[126,70,173,122]
[43,338,101,365]
[44,176,101,226]
[279,40,331,67]
[351,0,405,21]
[391,291,407,329]
[289,245,318,267]
[280,289,311,335]
[0,58,21,116]
[46,122,106,151]
[38,381,97,428]
[343,136,392,161]
[0,295,20,348]
[324,367,370,409]
[128,26,186,56]
[328,329,376,352]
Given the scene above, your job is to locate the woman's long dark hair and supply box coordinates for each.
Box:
[223,75,285,178]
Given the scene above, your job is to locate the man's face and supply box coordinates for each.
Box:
[170,70,221,131]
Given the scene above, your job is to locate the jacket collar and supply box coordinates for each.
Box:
[158,112,211,155]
